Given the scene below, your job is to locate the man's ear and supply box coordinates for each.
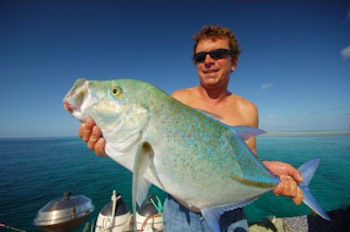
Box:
[231,58,238,72]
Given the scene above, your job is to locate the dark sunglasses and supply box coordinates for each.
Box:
[193,49,233,63]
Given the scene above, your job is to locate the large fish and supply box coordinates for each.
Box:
[63,78,330,231]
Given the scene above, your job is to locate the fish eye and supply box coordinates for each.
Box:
[111,86,123,97]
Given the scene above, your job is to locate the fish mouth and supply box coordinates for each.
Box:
[63,101,75,112]
[63,78,97,121]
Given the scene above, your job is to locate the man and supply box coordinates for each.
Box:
[74,25,304,231]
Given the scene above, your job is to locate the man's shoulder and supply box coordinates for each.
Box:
[231,94,258,113]
[171,87,197,103]
[229,94,259,127]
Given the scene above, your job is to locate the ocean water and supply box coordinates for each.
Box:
[0,134,349,231]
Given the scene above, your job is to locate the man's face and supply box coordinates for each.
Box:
[195,38,236,89]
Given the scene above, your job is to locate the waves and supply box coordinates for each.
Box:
[0,134,349,230]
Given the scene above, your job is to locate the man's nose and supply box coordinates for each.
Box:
[204,54,214,65]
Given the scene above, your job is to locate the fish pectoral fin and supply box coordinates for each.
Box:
[136,177,151,208]
[132,141,154,230]
[231,126,266,141]
[201,198,258,232]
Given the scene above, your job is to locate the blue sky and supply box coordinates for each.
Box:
[1,0,349,138]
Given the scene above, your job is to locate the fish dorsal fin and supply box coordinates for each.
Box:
[201,198,258,232]
[232,126,266,141]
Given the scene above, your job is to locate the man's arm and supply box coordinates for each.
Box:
[241,100,304,205]
[240,101,259,155]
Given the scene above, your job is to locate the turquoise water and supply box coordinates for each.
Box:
[0,134,349,231]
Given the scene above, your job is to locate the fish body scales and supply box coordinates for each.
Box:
[140,91,277,208]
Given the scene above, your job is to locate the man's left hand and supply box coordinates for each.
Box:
[263,161,304,205]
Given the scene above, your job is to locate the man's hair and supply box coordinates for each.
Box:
[193,25,241,62]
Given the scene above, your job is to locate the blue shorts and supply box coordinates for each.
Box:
[163,195,249,232]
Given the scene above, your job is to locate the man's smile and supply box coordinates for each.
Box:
[203,68,221,73]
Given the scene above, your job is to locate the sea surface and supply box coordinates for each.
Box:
[0,134,349,231]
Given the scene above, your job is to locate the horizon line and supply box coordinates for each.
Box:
[1,129,350,139]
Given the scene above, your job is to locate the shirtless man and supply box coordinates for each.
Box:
[76,25,304,231]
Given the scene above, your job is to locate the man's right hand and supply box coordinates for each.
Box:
[79,118,107,156]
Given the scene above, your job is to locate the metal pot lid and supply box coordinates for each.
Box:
[34,192,94,226]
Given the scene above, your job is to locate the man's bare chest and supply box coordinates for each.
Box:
[186,102,247,127]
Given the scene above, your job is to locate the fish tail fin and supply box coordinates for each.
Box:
[298,157,331,221]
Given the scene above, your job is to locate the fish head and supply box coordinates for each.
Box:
[64,78,131,126]
[63,78,151,149]
[64,78,94,121]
